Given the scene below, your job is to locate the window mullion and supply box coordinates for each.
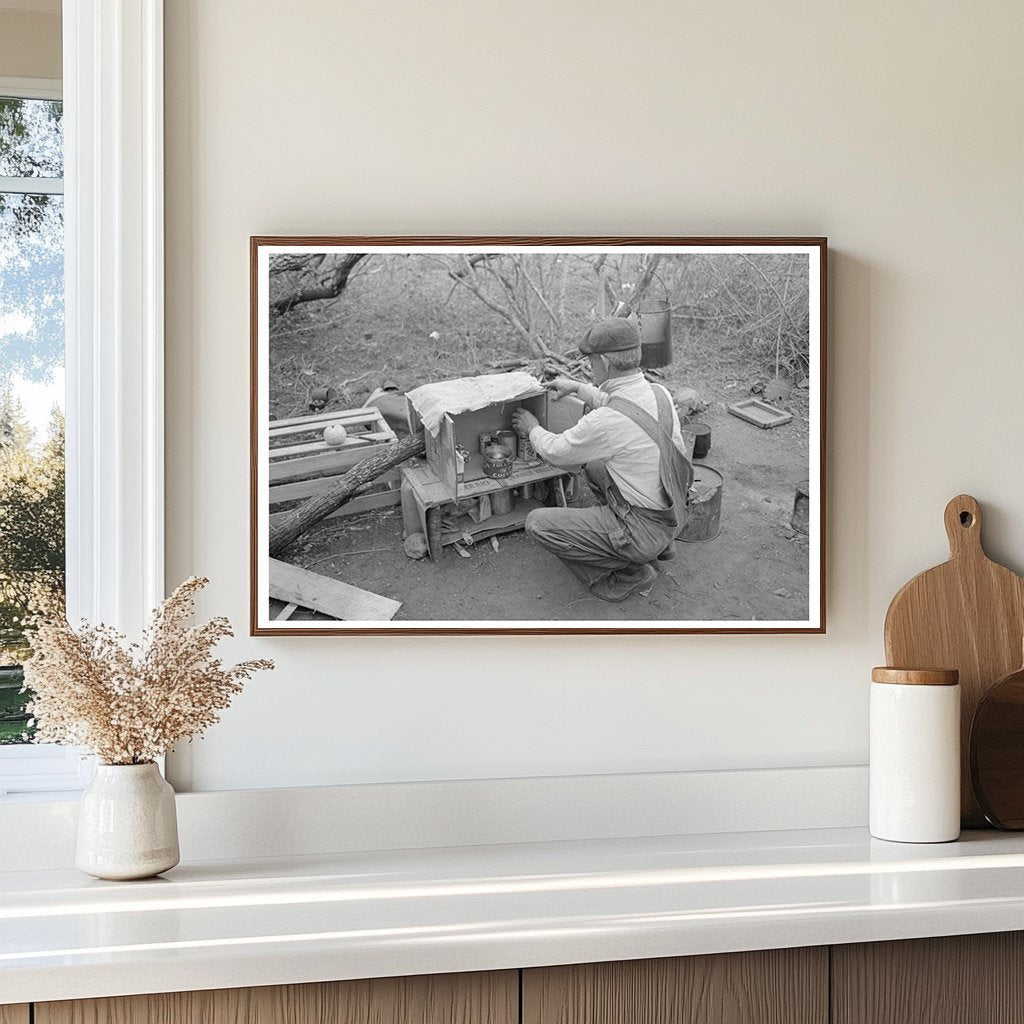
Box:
[0,175,64,195]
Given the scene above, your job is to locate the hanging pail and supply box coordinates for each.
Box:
[635,297,673,368]
[680,465,723,542]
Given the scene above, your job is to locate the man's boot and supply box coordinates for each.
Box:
[591,563,657,603]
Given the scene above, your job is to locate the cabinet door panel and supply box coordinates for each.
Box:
[0,1007,29,1024]
[523,948,828,1024]
[832,932,1024,1024]
[36,970,517,1024]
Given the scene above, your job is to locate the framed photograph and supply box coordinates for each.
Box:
[251,237,826,635]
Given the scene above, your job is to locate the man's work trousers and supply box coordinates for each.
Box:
[524,463,676,600]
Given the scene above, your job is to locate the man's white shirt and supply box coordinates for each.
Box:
[528,372,686,511]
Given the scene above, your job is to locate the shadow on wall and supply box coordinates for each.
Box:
[827,249,872,636]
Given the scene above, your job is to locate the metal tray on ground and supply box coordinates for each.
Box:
[727,398,793,429]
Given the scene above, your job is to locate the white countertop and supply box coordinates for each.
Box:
[4,826,1024,1004]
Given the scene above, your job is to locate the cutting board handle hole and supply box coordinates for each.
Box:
[960,511,974,527]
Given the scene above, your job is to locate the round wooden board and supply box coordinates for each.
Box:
[971,663,1024,829]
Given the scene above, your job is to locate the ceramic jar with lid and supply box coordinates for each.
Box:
[870,667,960,843]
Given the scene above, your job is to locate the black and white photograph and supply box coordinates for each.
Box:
[251,238,825,634]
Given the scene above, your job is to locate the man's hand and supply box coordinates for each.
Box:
[544,376,580,402]
[512,408,540,434]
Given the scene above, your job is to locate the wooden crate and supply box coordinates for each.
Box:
[269,406,398,462]
[269,406,403,525]
[401,462,570,559]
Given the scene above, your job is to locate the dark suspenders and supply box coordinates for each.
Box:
[607,386,694,526]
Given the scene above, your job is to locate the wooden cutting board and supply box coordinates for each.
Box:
[884,494,1024,826]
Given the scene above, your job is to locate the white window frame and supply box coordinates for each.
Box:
[0,0,164,797]
[0,76,64,194]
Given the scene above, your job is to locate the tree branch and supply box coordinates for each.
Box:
[737,254,803,335]
[270,254,367,315]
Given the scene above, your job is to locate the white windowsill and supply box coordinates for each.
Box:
[0,790,84,804]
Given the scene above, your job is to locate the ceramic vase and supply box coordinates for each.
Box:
[76,762,180,880]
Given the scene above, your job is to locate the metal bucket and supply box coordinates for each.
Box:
[791,479,810,535]
[688,421,711,459]
[636,297,673,368]
[680,465,723,542]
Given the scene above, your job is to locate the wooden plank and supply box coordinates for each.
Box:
[272,602,298,621]
[403,459,569,508]
[268,558,400,621]
[269,446,408,483]
[270,431,395,459]
[402,476,426,537]
[36,971,518,1024]
[523,949,828,1024]
[270,468,401,505]
[832,933,1024,1024]
[437,413,459,496]
[0,1007,29,1024]
[270,417,391,444]
[269,488,402,527]
[440,500,541,547]
[270,407,389,431]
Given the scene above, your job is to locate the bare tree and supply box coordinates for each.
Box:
[430,252,663,359]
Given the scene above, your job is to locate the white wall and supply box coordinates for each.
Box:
[0,6,61,80]
[163,0,1024,792]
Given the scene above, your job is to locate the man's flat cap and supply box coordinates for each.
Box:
[579,317,641,355]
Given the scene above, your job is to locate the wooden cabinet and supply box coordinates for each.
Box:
[522,948,828,1024]
[34,971,518,1024]
[831,932,1024,1024]
[14,933,1024,1024]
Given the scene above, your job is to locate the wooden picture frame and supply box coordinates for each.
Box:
[251,237,827,635]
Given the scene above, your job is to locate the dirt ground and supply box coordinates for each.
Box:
[275,367,811,624]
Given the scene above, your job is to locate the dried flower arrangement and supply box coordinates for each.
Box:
[23,577,273,765]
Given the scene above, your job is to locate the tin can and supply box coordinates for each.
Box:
[517,434,537,462]
[454,444,470,483]
[482,444,514,479]
[478,432,495,454]
[495,430,516,455]
[491,489,514,515]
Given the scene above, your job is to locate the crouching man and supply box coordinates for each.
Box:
[511,318,693,603]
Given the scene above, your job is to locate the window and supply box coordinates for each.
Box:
[0,5,166,798]
[0,78,83,795]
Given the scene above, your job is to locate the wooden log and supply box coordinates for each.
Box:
[268,432,426,555]
[269,488,402,528]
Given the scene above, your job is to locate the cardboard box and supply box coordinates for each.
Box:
[407,384,550,498]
